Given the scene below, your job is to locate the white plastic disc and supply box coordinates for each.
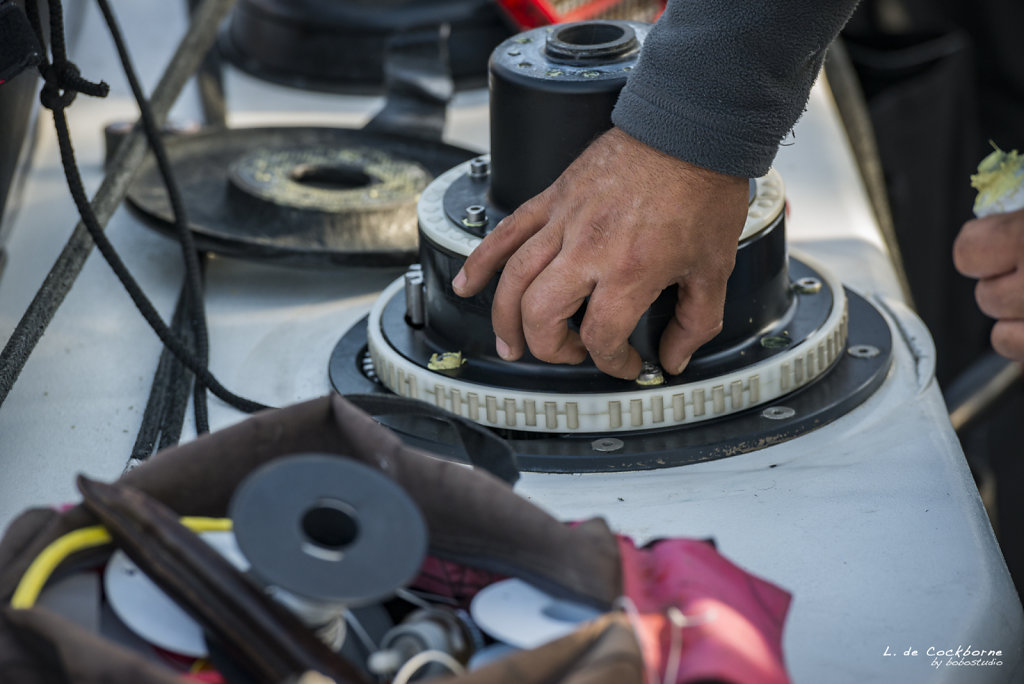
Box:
[103,530,248,657]
[469,578,603,649]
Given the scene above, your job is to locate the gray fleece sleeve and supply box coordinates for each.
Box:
[612,0,861,178]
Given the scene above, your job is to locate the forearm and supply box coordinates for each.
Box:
[612,0,861,177]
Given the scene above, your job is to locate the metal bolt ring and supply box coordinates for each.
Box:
[464,205,487,226]
[762,406,796,420]
[793,277,822,294]
[847,344,880,359]
[591,437,625,452]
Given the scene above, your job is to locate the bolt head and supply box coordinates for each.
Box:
[469,157,490,179]
[847,344,880,359]
[635,362,665,386]
[762,406,796,420]
[793,277,822,295]
[464,205,487,226]
[591,438,624,453]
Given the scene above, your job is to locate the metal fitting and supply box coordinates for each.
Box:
[464,204,488,227]
[793,277,822,295]
[591,437,624,453]
[469,156,490,179]
[762,406,795,420]
[635,362,665,386]
[847,344,880,359]
[404,264,424,327]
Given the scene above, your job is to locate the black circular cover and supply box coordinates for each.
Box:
[220,0,511,93]
[229,454,428,604]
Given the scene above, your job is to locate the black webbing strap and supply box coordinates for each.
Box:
[345,393,520,486]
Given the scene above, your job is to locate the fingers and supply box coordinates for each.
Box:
[991,320,1024,363]
[953,209,1024,279]
[974,268,1024,320]
[576,285,649,379]
[490,227,564,360]
[452,194,550,297]
[658,279,727,375]
[955,209,1024,363]
[515,256,590,365]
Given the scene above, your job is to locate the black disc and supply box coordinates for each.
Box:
[127,127,477,267]
[229,454,428,604]
[218,0,511,94]
[329,286,893,473]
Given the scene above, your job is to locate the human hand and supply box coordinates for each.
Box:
[451,127,749,379]
[953,207,1024,362]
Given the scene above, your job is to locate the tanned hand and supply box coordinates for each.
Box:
[452,127,749,379]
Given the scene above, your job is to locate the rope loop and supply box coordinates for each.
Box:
[38,59,109,111]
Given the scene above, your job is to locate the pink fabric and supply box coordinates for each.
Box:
[181,673,226,684]
[413,556,506,606]
[619,537,792,684]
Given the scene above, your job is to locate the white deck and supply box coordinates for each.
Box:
[0,2,1020,682]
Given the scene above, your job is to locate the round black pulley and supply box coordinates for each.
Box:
[219,0,511,93]
[126,127,476,267]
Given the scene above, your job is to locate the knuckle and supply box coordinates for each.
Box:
[501,251,536,289]
[678,302,724,339]
[592,349,636,379]
[579,322,617,357]
[521,288,558,326]
[974,282,1001,318]
[529,343,560,363]
[704,318,725,338]
[524,330,576,363]
[991,323,1024,363]
[514,192,550,223]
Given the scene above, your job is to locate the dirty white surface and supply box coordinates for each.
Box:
[0,2,1020,682]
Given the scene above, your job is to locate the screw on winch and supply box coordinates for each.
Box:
[847,344,880,359]
[463,205,488,228]
[591,437,624,453]
[762,406,796,420]
[635,361,665,386]
[404,264,425,327]
[468,156,490,179]
[792,277,822,295]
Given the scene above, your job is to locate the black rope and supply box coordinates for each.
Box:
[26,0,270,417]
[95,0,211,433]
[131,281,199,459]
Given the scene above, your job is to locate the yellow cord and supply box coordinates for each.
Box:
[10,516,232,609]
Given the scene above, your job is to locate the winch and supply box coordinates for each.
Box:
[329,20,893,472]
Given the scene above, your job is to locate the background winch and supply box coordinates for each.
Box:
[329,21,893,472]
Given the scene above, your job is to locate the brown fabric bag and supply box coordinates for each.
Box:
[0,394,639,684]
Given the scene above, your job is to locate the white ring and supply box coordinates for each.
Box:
[366,250,848,433]
[416,159,787,257]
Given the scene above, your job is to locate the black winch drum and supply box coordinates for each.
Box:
[328,20,893,471]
